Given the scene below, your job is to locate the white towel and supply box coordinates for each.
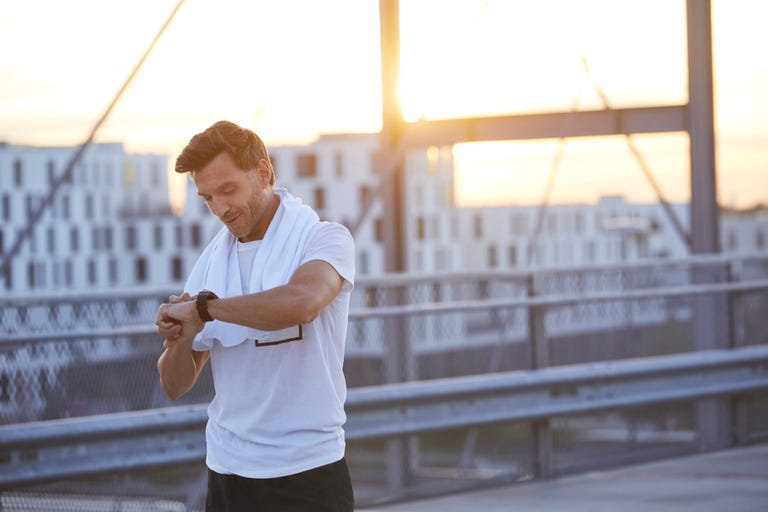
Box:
[184,188,319,349]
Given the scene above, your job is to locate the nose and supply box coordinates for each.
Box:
[209,196,229,218]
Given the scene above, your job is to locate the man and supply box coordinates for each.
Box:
[155,120,355,511]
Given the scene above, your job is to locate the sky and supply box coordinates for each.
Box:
[1,0,766,210]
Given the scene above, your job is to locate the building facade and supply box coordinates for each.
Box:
[1,137,766,296]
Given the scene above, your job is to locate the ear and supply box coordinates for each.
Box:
[255,158,273,187]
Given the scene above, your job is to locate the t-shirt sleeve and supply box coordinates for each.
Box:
[301,222,355,292]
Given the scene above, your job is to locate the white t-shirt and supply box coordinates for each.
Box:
[203,221,355,478]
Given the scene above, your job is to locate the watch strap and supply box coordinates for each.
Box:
[196,290,218,322]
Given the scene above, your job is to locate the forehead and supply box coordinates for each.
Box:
[193,152,249,193]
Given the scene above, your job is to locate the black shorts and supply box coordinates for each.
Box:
[205,457,354,512]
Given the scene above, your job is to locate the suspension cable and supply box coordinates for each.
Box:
[579,56,692,251]
[0,0,186,283]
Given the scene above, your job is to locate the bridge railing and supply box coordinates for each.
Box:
[0,253,767,507]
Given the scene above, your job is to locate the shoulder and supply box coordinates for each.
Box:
[307,221,355,249]
[303,221,355,288]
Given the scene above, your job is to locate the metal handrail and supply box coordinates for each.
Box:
[1,344,766,486]
[2,252,766,304]
[2,278,766,347]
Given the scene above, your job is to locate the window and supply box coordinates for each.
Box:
[314,187,326,211]
[171,256,184,281]
[108,258,118,283]
[27,262,35,288]
[78,162,87,185]
[154,225,163,249]
[92,226,100,251]
[191,224,202,248]
[335,152,344,177]
[13,159,22,186]
[508,245,517,266]
[47,160,56,185]
[487,245,498,268]
[473,214,483,240]
[136,257,147,283]
[443,183,454,208]
[85,195,94,218]
[87,259,97,284]
[64,261,73,286]
[297,153,317,178]
[1,195,9,221]
[0,230,3,254]
[70,227,79,252]
[756,229,765,250]
[28,226,37,254]
[52,262,60,287]
[359,185,372,212]
[62,195,70,220]
[374,217,383,243]
[416,216,425,241]
[1,264,11,290]
[125,226,137,250]
[123,161,137,187]
[104,227,113,251]
[175,224,184,247]
[47,228,55,253]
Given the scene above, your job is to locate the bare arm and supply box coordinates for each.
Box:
[207,259,345,330]
[155,259,345,399]
[157,337,210,401]
[155,294,210,400]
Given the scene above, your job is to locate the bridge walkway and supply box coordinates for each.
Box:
[359,443,768,512]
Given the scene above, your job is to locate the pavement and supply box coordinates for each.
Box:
[358,443,768,512]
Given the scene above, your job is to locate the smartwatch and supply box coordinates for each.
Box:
[196,290,218,322]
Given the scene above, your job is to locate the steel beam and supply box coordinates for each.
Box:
[401,105,688,148]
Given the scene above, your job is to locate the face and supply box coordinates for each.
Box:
[193,152,276,242]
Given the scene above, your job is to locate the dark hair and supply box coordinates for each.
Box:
[175,120,274,185]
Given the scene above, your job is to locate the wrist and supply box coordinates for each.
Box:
[196,290,218,322]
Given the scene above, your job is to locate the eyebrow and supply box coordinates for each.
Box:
[196,180,238,197]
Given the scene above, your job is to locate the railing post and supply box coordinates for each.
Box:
[728,259,750,445]
[527,272,553,478]
[693,262,733,451]
[382,284,412,496]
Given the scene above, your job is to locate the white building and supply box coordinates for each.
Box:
[2,136,766,296]
[0,142,204,294]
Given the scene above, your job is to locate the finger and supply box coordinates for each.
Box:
[158,323,181,337]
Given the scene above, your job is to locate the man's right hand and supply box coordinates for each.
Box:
[155,293,194,348]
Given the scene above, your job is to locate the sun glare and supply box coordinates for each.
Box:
[398,0,691,207]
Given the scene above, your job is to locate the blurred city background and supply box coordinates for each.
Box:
[0,0,766,510]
